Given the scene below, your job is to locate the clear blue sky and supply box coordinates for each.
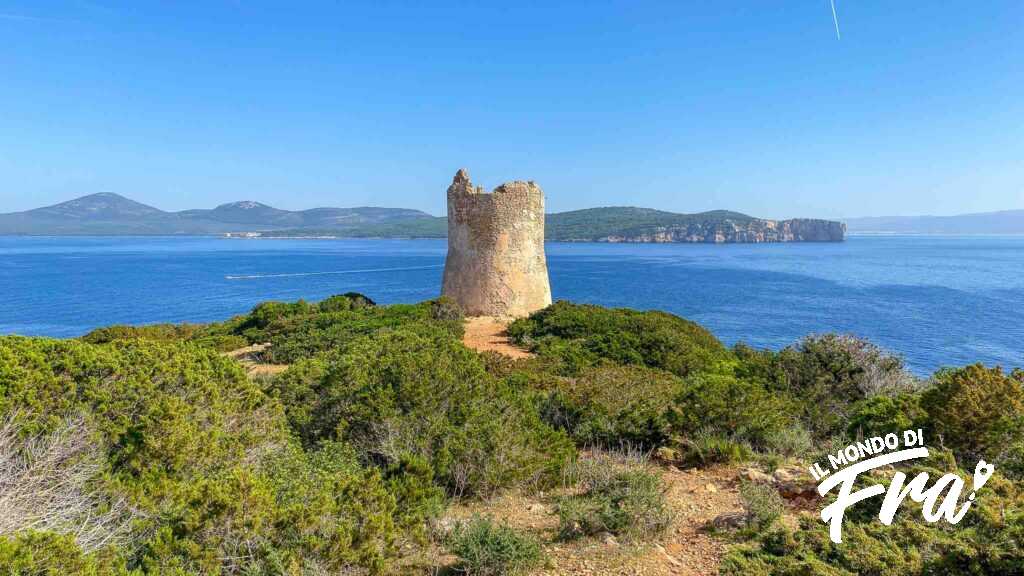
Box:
[1,1,1021,218]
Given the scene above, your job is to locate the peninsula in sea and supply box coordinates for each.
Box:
[0,192,845,243]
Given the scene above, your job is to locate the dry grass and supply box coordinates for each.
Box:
[0,412,137,553]
[423,450,746,576]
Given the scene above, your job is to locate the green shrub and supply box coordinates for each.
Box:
[190,334,248,352]
[383,454,446,543]
[81,323,204,344]
[267,328,574,497]
[739,480,784,531]
[539,365,683,448]
[447,516,543,576]
[723,463,1024,576]
[257,300,463,363]
[0,531,132,576]
[317,292,376,312]
[508,301,732,377]
[430,296,463,321]
[921,364,1024,475]
[774,334,918,437]
[0,336,285,470]
[147,447,400,575]
[0,336,409,574]
[528,338,602,376]
[83,323,243,353]
[762,423,815,460]
[678,428,756,465]
[733,343,787,388]
[724,490,1024,575]
[671,373,795,451]
[231,299,318,342]
[846,393,925,439]
[556,454,672,541]
[219,293,377,345]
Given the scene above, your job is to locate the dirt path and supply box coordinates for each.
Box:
[443,463,744,575]
[462,316,533,359]
[222,343,289,376]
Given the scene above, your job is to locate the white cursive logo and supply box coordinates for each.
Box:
[811,429,994,543]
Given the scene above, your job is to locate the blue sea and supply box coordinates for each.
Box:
[1,235,1021,375]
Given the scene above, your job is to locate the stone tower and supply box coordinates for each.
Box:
[442,168,552,318]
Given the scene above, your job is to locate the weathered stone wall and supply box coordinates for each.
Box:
[442,169,552,318]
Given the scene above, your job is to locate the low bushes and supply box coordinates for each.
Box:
[0,531,132,576]
[921,364,1024,475]
[678,428,756,465]
[267,328,574,497]
[845,393,925,438]
[0,336,413,574]
[538,365,683,448]
[6,295,1024,574]
[556,454,672,541]
[773,334,918,436]
[738,480,784,531]
[226,292,375,342]
[80,322,205,344]
[447,516,543,576]
[722,473,1024,576]
[254,300,462,364]
[508,301,732,377]
[145,445,402,574]
[671,373,796,453]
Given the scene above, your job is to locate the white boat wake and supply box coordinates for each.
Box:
[225,264,443,280]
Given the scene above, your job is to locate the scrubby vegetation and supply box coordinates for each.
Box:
[556,452,673,541]
[722,462,1024,575]
[737,480,784,532]
[446,516,544,576]
[507,301,731,377]
[266,328,573,497]
[2,293,1022,574]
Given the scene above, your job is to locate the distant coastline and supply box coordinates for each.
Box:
[0,193,846,243]
[844,209,1024,235]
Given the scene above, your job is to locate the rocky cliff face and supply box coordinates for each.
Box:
[597,218,845,243]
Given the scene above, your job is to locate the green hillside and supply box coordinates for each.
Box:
[545,207,756,241]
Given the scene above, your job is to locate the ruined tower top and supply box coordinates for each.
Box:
[441,168,552,318]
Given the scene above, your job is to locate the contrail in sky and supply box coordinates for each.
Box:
[829,0,842,40]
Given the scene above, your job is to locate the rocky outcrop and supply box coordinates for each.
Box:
[595,218,845,243]
[441,169,552,318]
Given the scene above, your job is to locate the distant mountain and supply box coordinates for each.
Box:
[0,193,184,235]
[27,192,165,220]
[179,201,302,226]
[0,193,436,235]
[0,193,844,242]
[844,210,1024,235]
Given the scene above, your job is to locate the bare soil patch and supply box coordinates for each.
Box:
[222,343,289,376]
[436,463,744,575]
[462,316,533,359]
